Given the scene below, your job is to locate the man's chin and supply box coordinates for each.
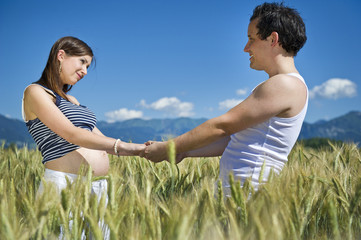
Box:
[250,64,262,71]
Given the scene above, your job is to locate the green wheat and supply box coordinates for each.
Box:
[0,141,361,239]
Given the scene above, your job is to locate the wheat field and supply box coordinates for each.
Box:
[1,141,361,240]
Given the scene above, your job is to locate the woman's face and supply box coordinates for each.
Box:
[58,50,92,86]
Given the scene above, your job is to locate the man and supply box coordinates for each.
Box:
[144,2,308,193]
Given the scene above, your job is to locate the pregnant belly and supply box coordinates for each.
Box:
[44,148,110,176]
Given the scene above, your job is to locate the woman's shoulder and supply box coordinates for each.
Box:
[23,84,57,121]
[24,84,56,97]
[66,94,80,105]
[24,84,58,109]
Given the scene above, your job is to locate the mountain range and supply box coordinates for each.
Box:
[1,111,360,148]
[299,111,361,144]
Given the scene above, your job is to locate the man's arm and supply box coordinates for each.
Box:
[145,74,306,162]
[175,136,230,163]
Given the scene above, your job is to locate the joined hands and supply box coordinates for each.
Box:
[139,141,186,164]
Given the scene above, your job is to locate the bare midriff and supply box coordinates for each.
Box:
[44,148,110,176]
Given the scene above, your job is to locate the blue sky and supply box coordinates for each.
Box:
[1,0,360,124]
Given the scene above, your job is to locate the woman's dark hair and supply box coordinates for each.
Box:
[36,36,94,100]
[250,2,307,56]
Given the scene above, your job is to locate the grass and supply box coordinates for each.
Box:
[0,141,361,239]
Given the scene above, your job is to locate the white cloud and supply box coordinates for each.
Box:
[207,107,214,112]
[105,108,143,122]
[140,97,194,117]
[309,78,357,100]
[236,88,248,96]
[219,98,243,110]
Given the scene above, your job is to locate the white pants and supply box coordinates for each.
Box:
[37,168,109,239]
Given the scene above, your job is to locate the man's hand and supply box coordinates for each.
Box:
[144,141,168,163]
[175,152,187,164]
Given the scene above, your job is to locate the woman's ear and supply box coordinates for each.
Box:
[57,49,66,62]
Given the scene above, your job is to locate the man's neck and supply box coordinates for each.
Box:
[266,55,297,78]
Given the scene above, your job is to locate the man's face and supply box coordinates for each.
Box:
[244,19,271,71]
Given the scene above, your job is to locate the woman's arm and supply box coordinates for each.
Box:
[92,126,145,156]
[24,85,144,155]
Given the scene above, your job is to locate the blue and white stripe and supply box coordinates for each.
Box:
[26,88,97,164]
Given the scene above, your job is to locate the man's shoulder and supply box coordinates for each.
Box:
[268,73,301,81]
[266,73,305,89]
[253,73,305,98]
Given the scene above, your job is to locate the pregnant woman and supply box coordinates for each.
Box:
[22,36,144,239]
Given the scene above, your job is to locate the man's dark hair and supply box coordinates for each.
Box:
[251,2,307,56]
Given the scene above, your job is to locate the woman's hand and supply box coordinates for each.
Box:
[117,141,146,156]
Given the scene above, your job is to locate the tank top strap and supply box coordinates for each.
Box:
[35,83,57,97]
[22,83,57,122]
[251,73,306,93]
[287,72,305,83]
[286,72,309,98]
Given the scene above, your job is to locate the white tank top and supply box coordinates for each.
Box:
[219,73,308,192]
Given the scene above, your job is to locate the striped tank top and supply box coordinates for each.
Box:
[23,84,97,164]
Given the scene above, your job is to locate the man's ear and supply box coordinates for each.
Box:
[270,31,279,47]
[57,49,66,62]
